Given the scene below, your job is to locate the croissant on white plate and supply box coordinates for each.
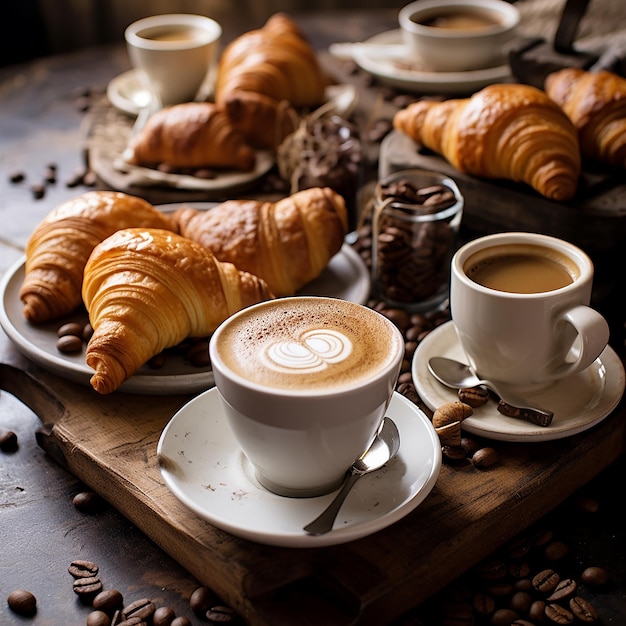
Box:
[393,83,582,201]
[19,191,177,324]
[544,67,626,168]
[173,187,348,297]
[82,228,274,394]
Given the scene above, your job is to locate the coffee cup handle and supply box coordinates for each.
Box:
[551,305,610,380]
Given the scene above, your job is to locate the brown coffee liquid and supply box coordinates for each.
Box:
[417,11,501,30]
[465,245,577,294]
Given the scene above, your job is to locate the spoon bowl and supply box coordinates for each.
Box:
[303,417,400,535]
[428,357,554,427]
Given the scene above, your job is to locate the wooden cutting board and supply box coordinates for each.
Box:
[2,339,625,626]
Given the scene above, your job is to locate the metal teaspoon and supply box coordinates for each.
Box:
[303,417,401,536]
[427,357,554,427]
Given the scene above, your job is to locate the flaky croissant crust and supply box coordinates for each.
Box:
[173,187,348,297]
[215,13,328,108]
[126,102,256,171]
[82,228,273,394]
[545,68,626,168]
[393,83,582,202]
[19,191,176,323]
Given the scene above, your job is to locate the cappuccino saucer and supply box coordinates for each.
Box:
[412,321,625,442]
[157,389,441,547]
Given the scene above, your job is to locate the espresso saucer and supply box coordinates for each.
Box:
[347,30,513,94]
[157,389,441,547]
[412,321,625,442]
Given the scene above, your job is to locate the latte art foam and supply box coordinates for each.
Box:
[215,299,400,391]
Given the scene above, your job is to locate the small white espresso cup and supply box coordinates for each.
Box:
[450,232,610,394]
[125,14,221,107]
[209,296,404,498]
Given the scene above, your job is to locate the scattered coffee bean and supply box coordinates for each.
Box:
[457,386,489,407]
[545,601,574,624]
[547,578,577,602]
[30,182,46,199]
[574,495,600,513]
[87,609,112,626]
[471,446,500,469]
[0,429,18,452]
[529,599,547,621]
[9,170,26,183]
[58,322,84,337]
[190,586,218,617]
[472,591,495,615]
[544,540,569,561]
[116,618,146,626]
[123,598,155,621]
[206,605,238,623]
[57,334,84,354]
[569,595,598,622]
[581,565,609,587]
[73,491,103,513]
[491,608,520,625]
[171,618,192,626]
[92,588,124,614]
[185,339,210,367]
[68,560,99,578]
[509,590,532,613]
[532,569,560,593]
[7,589,37,616]
[73,575,103,596]
[153,605,176,626]
[44,166,57,184]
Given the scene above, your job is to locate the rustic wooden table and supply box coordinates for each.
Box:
[1,8,625,626]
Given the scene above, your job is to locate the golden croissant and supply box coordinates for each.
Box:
[173,187,348,296]
[544,68,626,168]
[82,228,274,394]
[214,13,329,148]
[125,102,256,171]
[393,83,581,201]
[19,191,176,324]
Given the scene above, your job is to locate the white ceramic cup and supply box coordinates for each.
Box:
[398,0,520,72]
[209,296,404,498]
[450,232,610,394]
[125,13,221,107]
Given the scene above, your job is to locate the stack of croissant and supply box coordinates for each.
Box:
[126,13,329,171]
[19,187,348,394]
[392,68,626,202]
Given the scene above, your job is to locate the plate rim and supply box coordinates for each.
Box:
[353,29,512,93]
[411,320,625,442]
[157,388,442,547]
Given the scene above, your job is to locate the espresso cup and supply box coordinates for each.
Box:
[209,296,404,498]
[125,14,221,107]
[450,232,610,393]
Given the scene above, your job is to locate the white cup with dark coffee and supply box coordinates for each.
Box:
[209,296,404,498]
[450,232,610,394]
[125,13,221,107]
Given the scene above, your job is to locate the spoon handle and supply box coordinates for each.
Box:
[303,470,362,535]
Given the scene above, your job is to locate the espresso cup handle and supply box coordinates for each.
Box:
[551,305,610,380]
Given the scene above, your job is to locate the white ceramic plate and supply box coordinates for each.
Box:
[0,241,369,394]
[351,30,512,94]
[157,389,441,547]
[412,320,625,442]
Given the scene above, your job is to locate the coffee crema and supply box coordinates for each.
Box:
[215,299,401,391]
[138,25,205,42]
[464,244,579,294]
[414,10,501,30]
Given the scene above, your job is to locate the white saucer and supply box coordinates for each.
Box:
[351,30,513,94]
[0,241,369,395]
[157,389,441,547]
[412,320,625,442]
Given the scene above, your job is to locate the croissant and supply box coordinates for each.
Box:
[173,187,348,296]
[214,13,329,148]
[19,191,176,324]
[544,68,626,168]
[125,102,256,171]
[393,83,581,201]
[82,228,274,394]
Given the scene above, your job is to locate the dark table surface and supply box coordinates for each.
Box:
[1,8,625,626]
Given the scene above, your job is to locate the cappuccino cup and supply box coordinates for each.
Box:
[125,14,221,107]
[209,296,404,498]
[450,232,610,394]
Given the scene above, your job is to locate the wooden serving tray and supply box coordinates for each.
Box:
[1,340,625,626]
